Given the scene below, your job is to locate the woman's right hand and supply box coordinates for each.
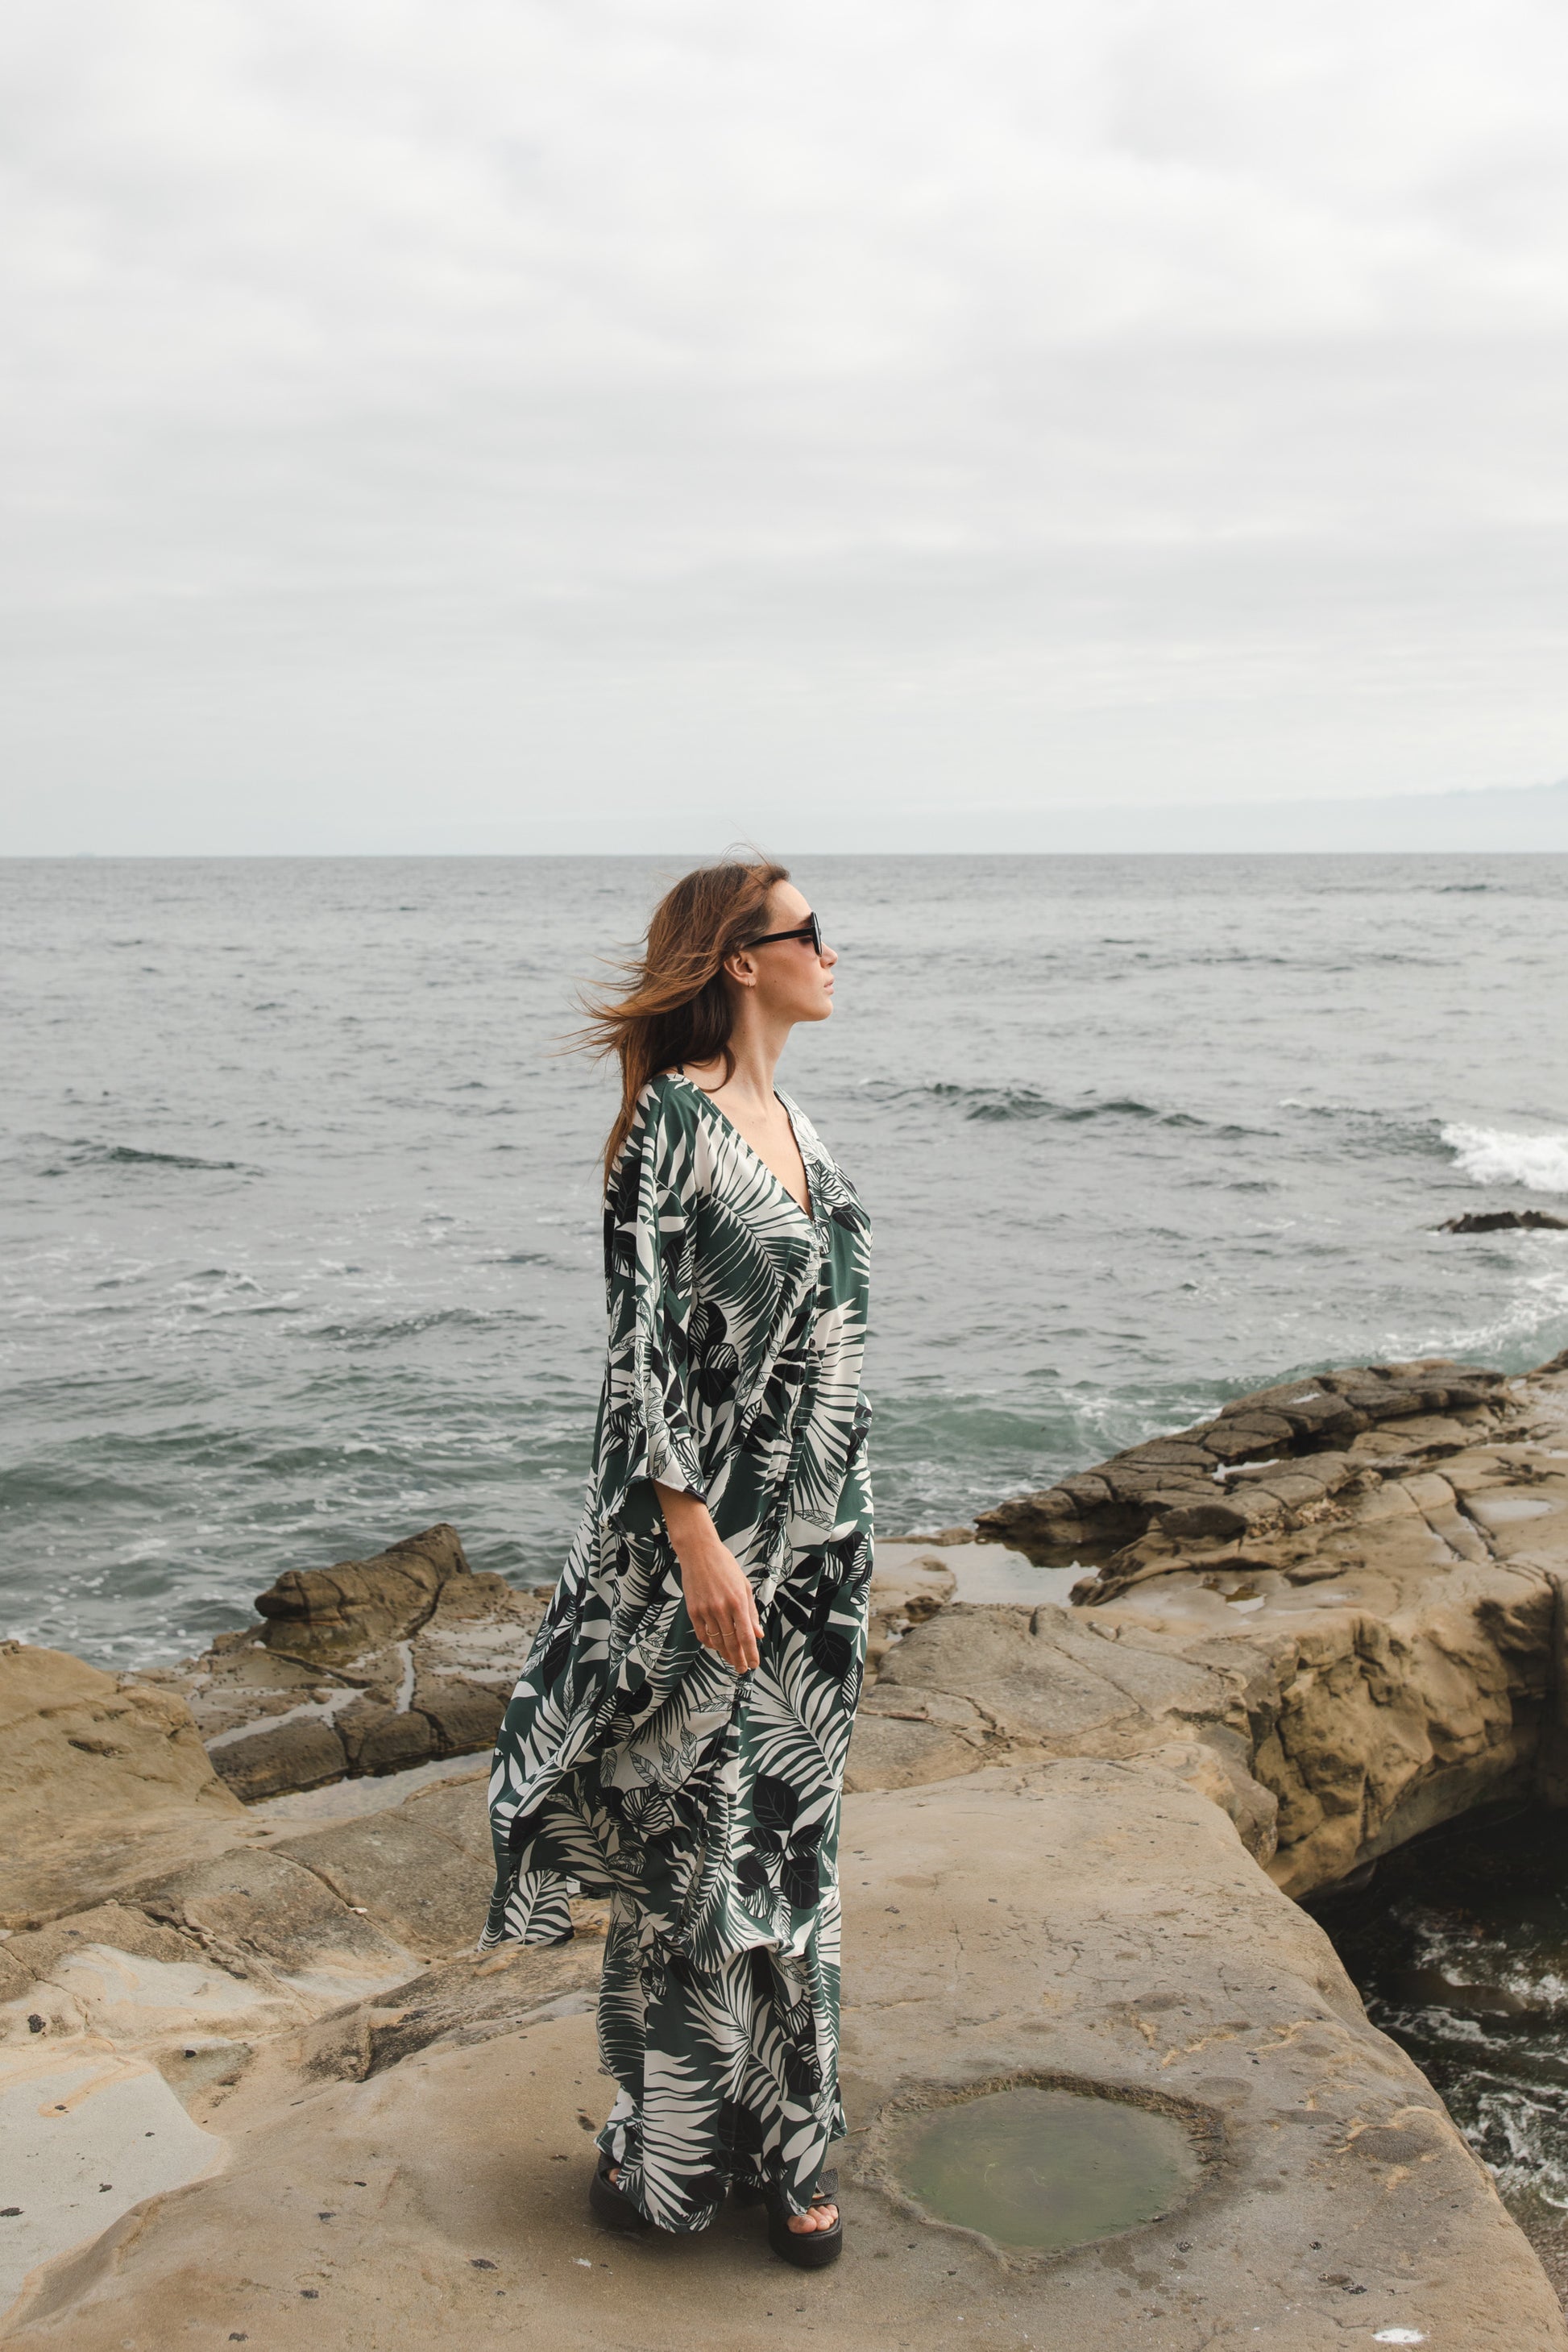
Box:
[653,1483,763,1672]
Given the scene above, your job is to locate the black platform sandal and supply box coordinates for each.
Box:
[588,2159,651,2233]
[738,2169,843,2269]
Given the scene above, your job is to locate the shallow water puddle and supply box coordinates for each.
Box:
[1201,1573,1267,1611]
[890,2084,1201,2252]
[1466,1494,1562,1528]
[948,1549,1085,1607]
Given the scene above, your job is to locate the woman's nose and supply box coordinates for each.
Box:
[821,941,838,966]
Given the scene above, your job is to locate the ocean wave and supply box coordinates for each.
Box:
[1443,1124,1568,1193]
[41,1139,259,1176]
[304,1307,506,1346]
[882,1081,1238,1130]
[895,1081,1063,1122]
[1275,1101,1458,1159]
[970,1089,1074,1122]
[1055,1095,1158,1124]
[1467,2087,1568,2208]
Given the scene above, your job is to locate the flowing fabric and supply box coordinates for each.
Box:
[481,1072,873,2230]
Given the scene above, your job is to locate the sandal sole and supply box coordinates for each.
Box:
[588,2167,652,2233]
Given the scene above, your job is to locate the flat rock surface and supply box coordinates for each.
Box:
[6,1763,1562,2350]
[0,1644,243,1929]
[0,2051,221,2317]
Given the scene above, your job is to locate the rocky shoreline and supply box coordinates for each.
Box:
[6,1352,1568,2346]
[137,1523,548,1806]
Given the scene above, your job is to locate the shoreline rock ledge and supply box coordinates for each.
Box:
[134,1522,549,1805]
[855,1353,1568,1902]
[5,1354,1568,2346]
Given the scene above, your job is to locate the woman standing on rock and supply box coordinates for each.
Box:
[481,858,873,2268]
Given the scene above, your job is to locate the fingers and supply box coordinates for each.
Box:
[719,1622,759,1672]
[692,1608,760,1673]
[684,1557,763,1671]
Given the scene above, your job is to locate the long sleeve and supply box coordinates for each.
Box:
[597,1080,706,1526]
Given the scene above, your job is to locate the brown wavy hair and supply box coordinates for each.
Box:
[577,856,790,1185]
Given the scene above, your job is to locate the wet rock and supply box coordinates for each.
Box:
[206,1717,351,1804]
[1440,1208,1568,1234]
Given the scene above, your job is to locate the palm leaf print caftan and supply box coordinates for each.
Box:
[482,1072,873,2233]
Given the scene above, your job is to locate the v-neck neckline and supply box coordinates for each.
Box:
[672,1070,816,1226]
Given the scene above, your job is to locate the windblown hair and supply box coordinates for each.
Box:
[578,857,789,1186]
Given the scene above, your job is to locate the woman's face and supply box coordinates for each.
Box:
[735,881,837,1026]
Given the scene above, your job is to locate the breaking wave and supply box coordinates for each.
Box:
[1442,1125,1568,1194]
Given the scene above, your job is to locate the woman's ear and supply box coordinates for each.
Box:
[722,947,759,989]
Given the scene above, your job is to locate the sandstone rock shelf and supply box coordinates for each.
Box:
[135,1522,550,1807]
[880,1350,1568,1899]
[7,1352,1568,2345]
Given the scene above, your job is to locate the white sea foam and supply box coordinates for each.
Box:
[1442,1122,1568,1193]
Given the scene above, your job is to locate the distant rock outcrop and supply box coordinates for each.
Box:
[1439,1208,1568,1234]
[973,1359,1511,1556]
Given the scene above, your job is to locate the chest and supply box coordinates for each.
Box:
[703,1094,811,1213]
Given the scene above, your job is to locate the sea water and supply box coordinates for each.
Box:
[1317,1804,1568,2255]
[3,852,1568,1670]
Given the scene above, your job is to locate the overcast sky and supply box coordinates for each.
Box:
[5,0,1568,853]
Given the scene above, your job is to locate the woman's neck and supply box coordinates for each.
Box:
[687,1000,791,1107]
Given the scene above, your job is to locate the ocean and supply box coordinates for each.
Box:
[4,852,1568,1673]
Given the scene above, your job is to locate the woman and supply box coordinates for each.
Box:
[481,857,873,2270]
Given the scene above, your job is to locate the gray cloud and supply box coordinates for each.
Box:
[3,0,1568,849]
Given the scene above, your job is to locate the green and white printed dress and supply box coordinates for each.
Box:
[482,1071,873,2233]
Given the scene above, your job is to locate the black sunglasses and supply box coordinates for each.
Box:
[745,912,823,956]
